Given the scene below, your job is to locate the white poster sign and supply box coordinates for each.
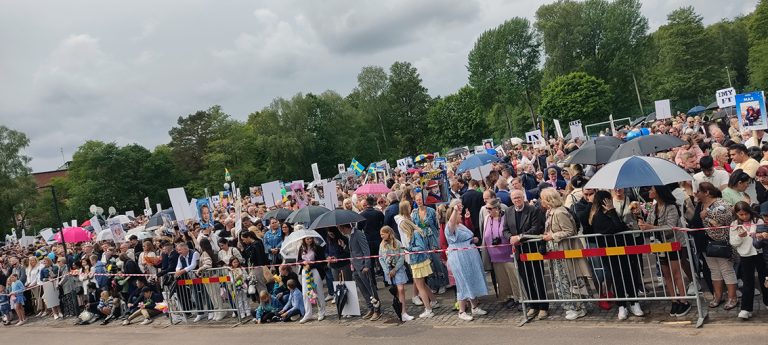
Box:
[396,159,407,171]
[716,87,736,108]
[125,211,135,218]
[311,163,321,182]
[90,216,103,233]
[553,119,564,138]
[525,130,543,144]
[156,203,162,214]
[654,99,672,120]
[569,120,585,140]
[144,197,151,212]
[474,145,485,154]
[107,219,126,243]
[337,164,345,174]
[323,180,338,210]
[167,187,194,221]
[261,181,282,208]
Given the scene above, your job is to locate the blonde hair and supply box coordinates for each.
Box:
[445,199,461,222]
[398,200,412,217]
[540,188,564,208]
[380,226,400,250]
[399,218,423,241]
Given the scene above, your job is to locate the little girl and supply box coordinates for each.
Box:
[253,290,278,324]
[97,291,115,323]
[379,226,413,321]
[8,273,26,326]
[0,284,12,325]
[729,201,768,320]
[229,257,250,319]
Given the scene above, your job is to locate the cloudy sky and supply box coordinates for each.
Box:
[0,0,757,172]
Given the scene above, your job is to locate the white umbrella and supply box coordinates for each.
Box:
[509,137,524,145]
[584,156,692,190]
[124,226,154,241]
[279,228,326,260]
[109,215,132,224]
[96,229,115,242]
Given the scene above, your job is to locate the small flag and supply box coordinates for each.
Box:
[367,163,376,174]
[224,168,231,182]
[350,158,364,175]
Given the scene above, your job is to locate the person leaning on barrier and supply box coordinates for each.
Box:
[697,182,738,311]
[638,184,691,317]
[540,188,589,321]
[588,190,644,320]
[505,189,547,320]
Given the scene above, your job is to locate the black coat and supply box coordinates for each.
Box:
[590,209,629,247]
[243,239,268,267]
[358,207,385,243]
[461,189,485,238]
[502,204,544,253]
[383,202,400,239]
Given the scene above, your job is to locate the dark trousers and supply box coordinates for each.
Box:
[739,255,768,312]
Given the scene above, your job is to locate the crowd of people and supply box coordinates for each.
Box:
[2,111,768,328]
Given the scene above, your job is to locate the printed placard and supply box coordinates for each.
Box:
[654,99,672,120]
[735,91,768,131]
[716,87,736,108]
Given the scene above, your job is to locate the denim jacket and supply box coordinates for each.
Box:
[407,230,430,264]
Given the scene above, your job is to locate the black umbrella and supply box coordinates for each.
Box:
[335,274,349,319]
[307,209,365,230]
[593,136,623,147]
[388,284,403,322]
[446,147,468,157]
[562,140,617,165]
[609,134,687,161]
[631,116,646,127]
[644,112,656,123]
[285,205,330,226]
[710,106,735,121]
[145,213,163,228]
[705,101,719,110]
[264,208,292,221]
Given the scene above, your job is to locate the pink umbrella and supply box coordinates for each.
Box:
[353,183,391,195]
[53,227,93,243]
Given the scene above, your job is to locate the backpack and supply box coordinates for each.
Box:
[568,194,588,233]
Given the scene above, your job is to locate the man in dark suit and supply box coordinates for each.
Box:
[460,180,485,238]
[502,189,548,319]
[382,192,400,240]
[340,224,381,321]
[358,196,385,273]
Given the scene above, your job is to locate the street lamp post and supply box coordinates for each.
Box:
[725,66,733,89]
[38,185,68,263]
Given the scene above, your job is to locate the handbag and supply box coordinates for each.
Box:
[705,240,731,258]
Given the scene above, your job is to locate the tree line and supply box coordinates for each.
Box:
[4,0,768,234]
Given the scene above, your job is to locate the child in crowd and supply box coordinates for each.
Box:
[230,257,251,319]
[8,273,26,326]
[277,279,303,322]
[0,284,11,325]
[97,291,116,325]
[253,290,279,324]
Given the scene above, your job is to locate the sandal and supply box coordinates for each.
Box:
[708,300,722,308]
[723,299,738,310]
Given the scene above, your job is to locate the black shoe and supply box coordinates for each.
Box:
[669,302,680,317]
[505,298,519,309]
[675,302,691,317]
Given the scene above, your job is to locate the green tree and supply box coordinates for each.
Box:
[168,105,232,179]
[539,72,611,127]
[426,86,487,150]
[0,126,36,234]
[350,66,389,156]
[646,7,721,109]
[382,61,433,157]
[707,17,750,91]
[468,17,542,137]
[749,0,768,90]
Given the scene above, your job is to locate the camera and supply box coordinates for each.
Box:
[491,237,501,246]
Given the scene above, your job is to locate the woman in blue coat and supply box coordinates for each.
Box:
[445,199,488,321]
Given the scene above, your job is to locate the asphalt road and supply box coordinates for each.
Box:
[3,322,765,345]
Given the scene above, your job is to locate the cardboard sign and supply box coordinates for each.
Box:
[716,87,736,108]
[168,188,194,221]
[654,99,672,120]
[396,158,407,171]
[156,203,162,214]
[261,181,282,208]
[144,197,151,213]
[107,219,126,243]
[569,120,585,140]
[735,91,768,131]
[553,119,564,138]
[90,216,103,233]
[525,130,543,144]
[337,163,345,174]
[474,145,485,154]
[311,163,321,182]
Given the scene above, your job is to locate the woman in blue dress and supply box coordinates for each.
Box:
[445,199,488,321]
[411,190,449,294]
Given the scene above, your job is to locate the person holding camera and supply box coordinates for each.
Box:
[482,198,521,309]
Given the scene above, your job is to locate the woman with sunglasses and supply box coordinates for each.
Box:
[482,198,520,308]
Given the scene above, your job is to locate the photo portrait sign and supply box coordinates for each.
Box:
[735,91,768,131]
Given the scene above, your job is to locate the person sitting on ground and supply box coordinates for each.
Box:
[253,290,279,324]
[277,279,304,322]
[122,287,162,326]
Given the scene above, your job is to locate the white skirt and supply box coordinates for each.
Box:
[42,281,60,308]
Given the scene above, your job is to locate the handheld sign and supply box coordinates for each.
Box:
[716,87,736,108]
[654,99,672,120]
[553,119,564,138]
[525,130,543,144]
[569,120,585,140]
[311,163,321,182]
[735,91,768,131]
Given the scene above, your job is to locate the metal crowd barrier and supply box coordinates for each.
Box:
[164,267,241,324]
[514,227,706,327]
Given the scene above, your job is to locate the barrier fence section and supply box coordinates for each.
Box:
[163,267,241,324]
[513,227,706,327]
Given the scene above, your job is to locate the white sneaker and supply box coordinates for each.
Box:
[618,306,628,320]
[412,296,424,306]
[737,310,752,320]
[193,315,204,323]
[629,303,644,317]
[437,287,446,295]
[471,307,487,316]
[231,312,237,318]
[317,313,325,321]
[401,313,414,321]
[418,310,434,318]
[565,309,586,320]
[121,320,130,326]
[457,312,473,321]
[325,295,334,302]
[299,317,310,324]
[213,312,225,321]
[141,318,153,325]
[430,300,440,309]
[53,314,60,320]
[207,313,214,321]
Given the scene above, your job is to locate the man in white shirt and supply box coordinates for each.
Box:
[692,156,729,193]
